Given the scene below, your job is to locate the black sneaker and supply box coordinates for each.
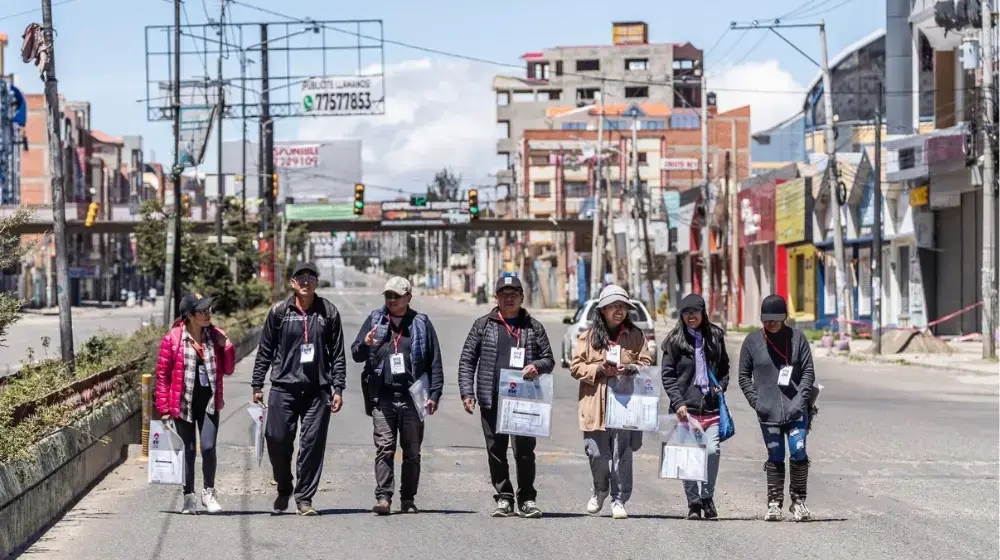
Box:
[273,494,291,513]
[372,498,391,516]
[518,500,543,519]
[491,498,515,518]
[400,500,419,513]
[702,498,718,520]
[297,501,318,516]
[687,503,702,520]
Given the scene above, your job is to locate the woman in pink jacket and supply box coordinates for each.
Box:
[155,292,236,514]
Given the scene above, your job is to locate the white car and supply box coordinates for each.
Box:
[560,298,659,368]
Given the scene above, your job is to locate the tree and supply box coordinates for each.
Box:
[385,256,418,279]
[0,208,31,348]
[426,168,461,202]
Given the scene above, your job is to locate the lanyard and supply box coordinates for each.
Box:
[498,314,521,347]
[388,320,404,353]
[611,327,626,346]
[763,330,790,364]
[295,303,309,342]
[191,340,205,361]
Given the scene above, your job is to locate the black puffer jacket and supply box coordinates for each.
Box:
[660,324,730,415]
[458,308,555,409]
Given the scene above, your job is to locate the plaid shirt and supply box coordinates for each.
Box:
[179,327,218,422]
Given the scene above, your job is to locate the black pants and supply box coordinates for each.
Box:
[480,404,537,505]
[372,394,424,501]
[175,388,219,495]
[265,386,332,506]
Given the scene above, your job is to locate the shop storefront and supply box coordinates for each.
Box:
[738,179,777,326]
[775,177,816,326]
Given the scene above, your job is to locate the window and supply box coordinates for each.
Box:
[529,154,548,166]
[625,58,649,71]
[537,90,561,101]
[533,181,551,198]
[637,152,648,164]
[898,147,915,169]
[604,119,626,130]
[555,60,563,76]
[576,59,600,72]
[527,62,549,80]
[564,181,589,197]
[670,114,699,129]
[512,91,534,103]
[496,121,510,138]
[641,120,666,130]
[674,85,700,108]
[672,59,699,78]
[625,86,649,98]
[577,88,599,101]
[496,92,509,106]
[795,254,806,314]
[561,122,587,130]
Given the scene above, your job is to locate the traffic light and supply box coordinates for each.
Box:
[410,195,428,207]
[468,189,479,219]
[272,173,279,200]
[84,202,99,227]
[354,183,365,215]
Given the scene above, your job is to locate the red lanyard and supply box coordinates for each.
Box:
[498,314,521,347]
[295,303,309,341]
[191,340,205,361]
[763,330,789,364]
[388,320,404,353]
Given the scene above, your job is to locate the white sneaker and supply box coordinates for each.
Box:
[790,501,811,521]
[765,501,782,521]
[586,492,609,514]
[611,501,628,519]
[181,493,199,514]
[201,488,223,513]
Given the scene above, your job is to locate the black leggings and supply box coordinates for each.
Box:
[175,389,220,495]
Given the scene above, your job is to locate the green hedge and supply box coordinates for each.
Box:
[0,306,269,464]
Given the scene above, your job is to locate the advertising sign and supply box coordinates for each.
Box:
[273,144,320,169]
[380,200,470,227]
[301,75,385,116]
[660,157,699,172]
[775,178,809,245]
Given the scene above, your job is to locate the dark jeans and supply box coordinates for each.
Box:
[372,395,425,501]
[480,404,537,505]
[760,414,809,463]
[175,389,219,495]
[265,386,332,506]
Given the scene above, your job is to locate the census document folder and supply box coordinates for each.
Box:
[409,374,431,422]
[497,368,553,438]
[659,415,708,482]
[247,404,267,467]
[604,368,661,432]
[148,420,184,485]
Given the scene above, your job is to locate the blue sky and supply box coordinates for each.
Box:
[1,0,884,197]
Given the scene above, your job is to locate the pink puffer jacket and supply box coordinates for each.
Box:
[155,320,237,418]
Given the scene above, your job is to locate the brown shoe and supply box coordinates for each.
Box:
[372,498,391,516]
[400,500,419,513]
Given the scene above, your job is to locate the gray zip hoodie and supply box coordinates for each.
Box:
[738,327,815,427]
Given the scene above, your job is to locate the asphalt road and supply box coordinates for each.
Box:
[20,282,1000,560]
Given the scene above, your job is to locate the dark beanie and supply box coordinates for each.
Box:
[760,294,788,321]
[679,293,706,314]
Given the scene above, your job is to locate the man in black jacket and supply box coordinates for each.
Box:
[351,276,444,516]
[251,262,347,516]
[458,276,555,519]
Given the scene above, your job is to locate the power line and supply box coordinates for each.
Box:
[0,0,78,22]
[787,0,859,20]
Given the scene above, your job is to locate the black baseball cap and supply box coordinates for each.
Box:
[291,262,319,278]
[760,294,789,322]
[179,292,213,318]
[495,275,523,294]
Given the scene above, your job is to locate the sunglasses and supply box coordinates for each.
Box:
[294,274,317,284]
[384,292,407,300]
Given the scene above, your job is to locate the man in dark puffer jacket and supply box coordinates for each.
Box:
[458,276,555,519]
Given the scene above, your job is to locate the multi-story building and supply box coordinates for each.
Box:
[493,21,704,188]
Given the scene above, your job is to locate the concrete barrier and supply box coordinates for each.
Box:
[0,326,261,558]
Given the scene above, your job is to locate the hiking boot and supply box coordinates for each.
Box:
[181,493,199,515]
[519,500,543,519]
[765,501,783,521]
[611,501,628,520]
[201,488,222,513]
[297,501,318,516]
[687,502,702,520]
[702,498,718,520]
[400,500,419,514]
[586,492,609,514]
[372,498,391,516]
[273,494,291,514]
[491,498,515,518]
[790,501,811,521]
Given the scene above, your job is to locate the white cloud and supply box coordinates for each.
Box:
[710,60,806,133]
[298,58,499,197]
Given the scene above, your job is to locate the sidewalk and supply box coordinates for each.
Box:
[724,331,999,376]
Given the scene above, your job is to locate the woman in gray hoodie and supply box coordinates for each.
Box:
[738,295,816,522]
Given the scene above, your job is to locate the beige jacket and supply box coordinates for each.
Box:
[569,327,653,432]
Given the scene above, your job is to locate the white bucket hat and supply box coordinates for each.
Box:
[596,284,636,309]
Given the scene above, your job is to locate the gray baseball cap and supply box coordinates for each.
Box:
[383,276,412,296]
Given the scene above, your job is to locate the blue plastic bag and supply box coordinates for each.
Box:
[707,369,734,442]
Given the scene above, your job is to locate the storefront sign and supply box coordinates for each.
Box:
[909,185,929,207]
[775,178,810,245]
[737,181,776,248]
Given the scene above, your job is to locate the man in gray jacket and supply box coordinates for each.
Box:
[458,276,554,519]
[738,294,816,521]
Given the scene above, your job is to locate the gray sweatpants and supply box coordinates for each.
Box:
[584,429,636,504]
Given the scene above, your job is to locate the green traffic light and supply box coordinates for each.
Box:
[470,207,479,214]
[355,201,364,209]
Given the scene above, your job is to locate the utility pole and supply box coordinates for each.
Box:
[981,2,997,359]
[722,150,731,329]
[163,0,183,323]
[588,83,605,298]
[41,0,74,366]
[240,54,247,223]
[729,119,739,328]
[700,73,712,306]
[259,24,276,298]
[820,20,852,336]
[872,83,884,354]
[214,0,225,245]
[631,117,656,319]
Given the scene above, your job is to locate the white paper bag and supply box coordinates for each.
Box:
[497,368,553,438]
[148,420,185,485]
[658,415,708,482]
[247,404,267,467]
[409,374,431,422]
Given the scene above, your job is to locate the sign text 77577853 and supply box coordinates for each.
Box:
[300,76,385,116]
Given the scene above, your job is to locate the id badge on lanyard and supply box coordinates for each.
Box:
[777,365,793,386]
[606,344,622,365]
[509,347,525,368]
[197,364,210,385]
[389,323,406,374]
[298,308,315,364]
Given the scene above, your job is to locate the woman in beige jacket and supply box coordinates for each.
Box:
[570,285,652,519]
